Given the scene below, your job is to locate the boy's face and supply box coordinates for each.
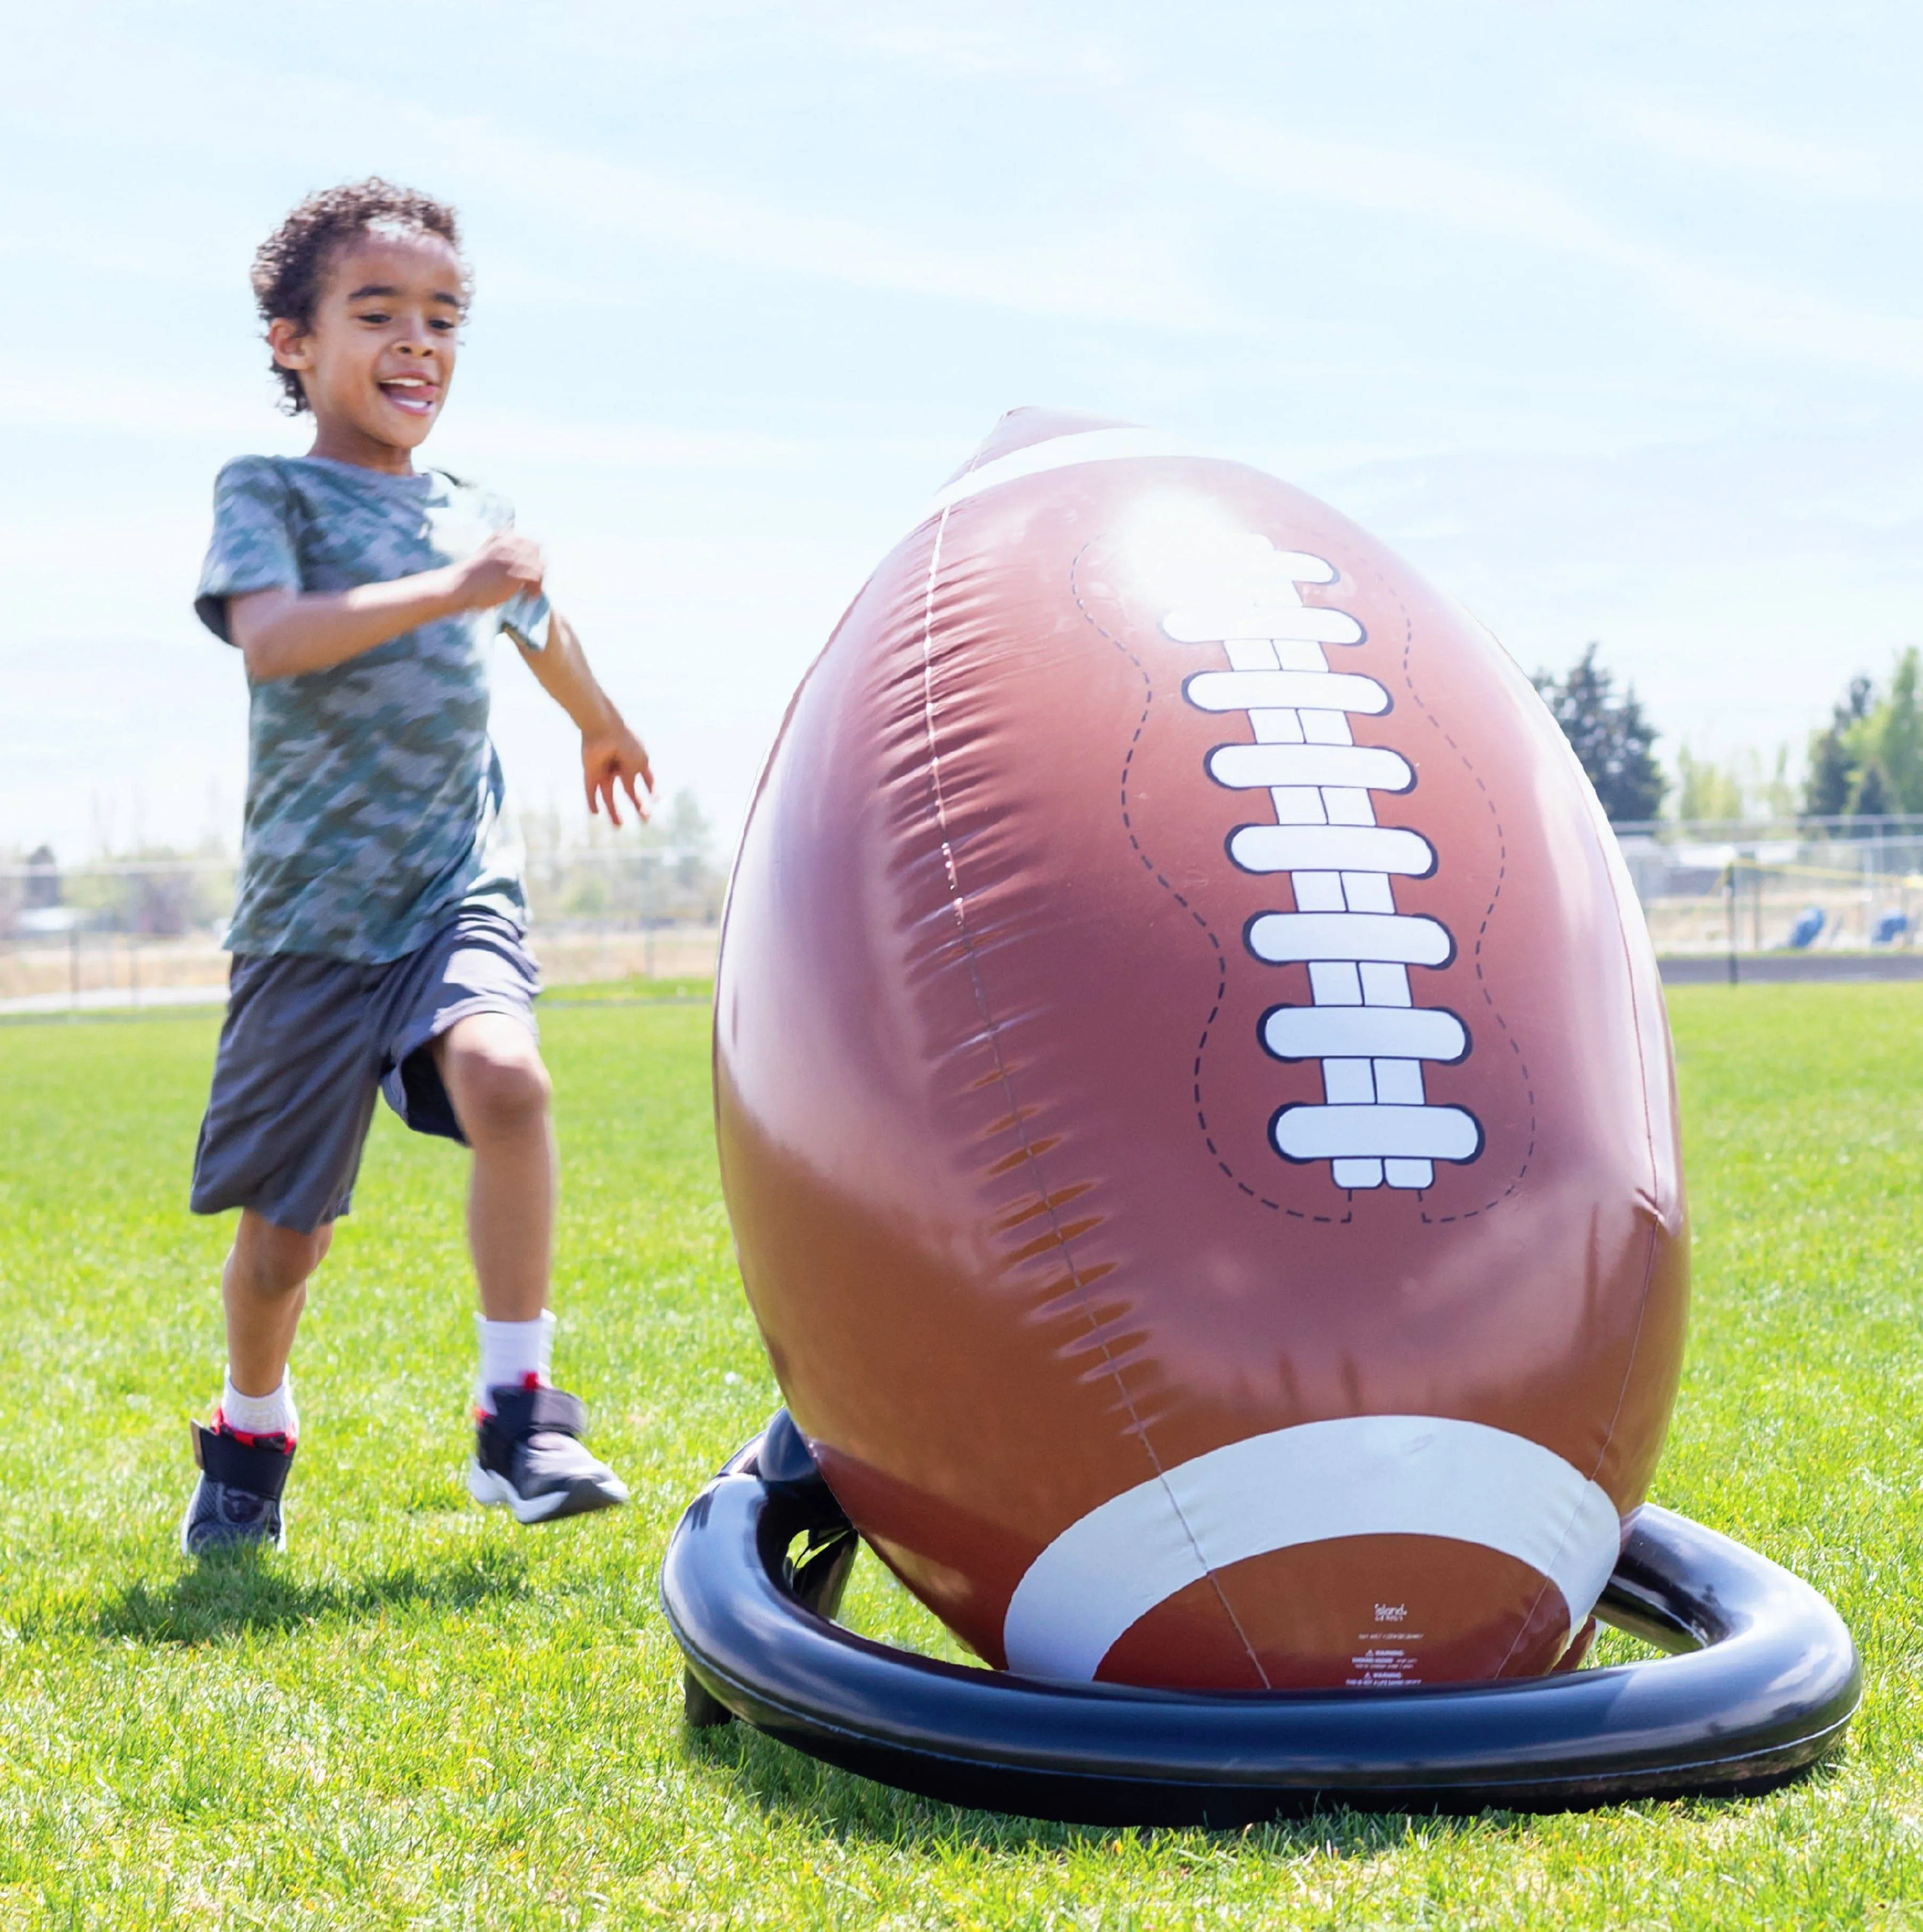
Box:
[269,229,464,460]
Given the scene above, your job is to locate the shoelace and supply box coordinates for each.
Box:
[1163,534,1481,1192]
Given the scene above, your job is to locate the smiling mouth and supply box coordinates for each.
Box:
[379,378,438,416]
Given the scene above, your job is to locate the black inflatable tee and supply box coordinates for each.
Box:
[662,1413,1860,1826]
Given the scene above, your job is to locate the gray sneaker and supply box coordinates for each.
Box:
[467,1385,628,1524]
[180,1422,294,1556]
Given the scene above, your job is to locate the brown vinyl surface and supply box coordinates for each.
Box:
[714,409,1687,1689]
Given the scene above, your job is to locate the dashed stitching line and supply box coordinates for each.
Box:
[922,514,1266,1683]
[1070,546,1351,1229]
[1392,597,1535,1223]
[1494,732,1676,1670]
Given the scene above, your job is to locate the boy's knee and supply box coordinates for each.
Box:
[232,1214,330,1297]
[445,1030,551,1138]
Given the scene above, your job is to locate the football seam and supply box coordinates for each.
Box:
[1154,532,1484,1192]
[1070,544,1352,1227]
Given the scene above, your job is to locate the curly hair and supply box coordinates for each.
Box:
[250,179,469,413]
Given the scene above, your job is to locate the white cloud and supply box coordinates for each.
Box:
[1175,103,1923,379]
[0,374,285,442]
[1593,90,1920,202]
[397,410,806,473]
[4,27,1239,339]
[540,0,1143,88]
[453,137,1244,335]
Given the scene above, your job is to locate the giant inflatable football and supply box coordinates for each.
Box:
[713,408,1691,1692]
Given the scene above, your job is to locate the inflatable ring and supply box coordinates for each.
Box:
[663,1413,1861,1825]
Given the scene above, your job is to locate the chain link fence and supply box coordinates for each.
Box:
[10,814,1923,1014]
[0,834,723,1014]
[1613,815,1923,958]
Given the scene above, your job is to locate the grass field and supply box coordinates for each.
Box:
[2,984,1921,1927]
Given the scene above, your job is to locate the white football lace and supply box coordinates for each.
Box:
[1164,536,1481,1190]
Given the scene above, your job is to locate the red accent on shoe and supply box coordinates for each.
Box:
[212,1408,295,1454]
[475,1374,550,1421]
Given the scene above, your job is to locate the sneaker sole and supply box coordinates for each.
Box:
[466,1458,629,1524]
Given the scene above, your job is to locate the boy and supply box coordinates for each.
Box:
[181,179,652,1554]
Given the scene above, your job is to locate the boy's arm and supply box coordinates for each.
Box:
[230,532,544,683]
[517,611,655,824]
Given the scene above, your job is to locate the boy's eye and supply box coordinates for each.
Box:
[430,317,458,333]
[356,310,390,325]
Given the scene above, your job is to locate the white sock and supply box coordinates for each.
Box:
[474,1311,556,1412]
[220,1371,298,1442]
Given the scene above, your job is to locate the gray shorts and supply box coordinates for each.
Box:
[190,909,540,1234]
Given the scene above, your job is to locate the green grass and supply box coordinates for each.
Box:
[537,975,714,1006]
[2,985,1922,1927]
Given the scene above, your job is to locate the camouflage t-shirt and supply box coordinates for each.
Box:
[195,453,551,962]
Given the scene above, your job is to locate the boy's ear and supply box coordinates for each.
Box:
[267,316,314,373]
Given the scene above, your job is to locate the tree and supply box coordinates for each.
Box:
[664,790,716,894]
[1857,648,1923,814]
[1805,676,1871,816]
[1670,744,1798,825]
[1803,660,1923,819]
[1753,744,1800,820]
[1531,643,1667,823]
[1854,762,1892,817]
[23,844,59,910]
[1673,747,1743,823]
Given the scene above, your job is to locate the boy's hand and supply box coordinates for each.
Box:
[582,721,655,826]
[522,605,651,823]
[446,532,546,612]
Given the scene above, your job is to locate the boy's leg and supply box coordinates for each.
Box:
[185,950,385,1556]
[378,914,625,1521]
[431,1013,554,1322]
[423,1005,626,1523]
[181,1209,330,1557]
[224,1209,334,1395]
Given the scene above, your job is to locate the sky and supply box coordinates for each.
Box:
[5,0,1922,858]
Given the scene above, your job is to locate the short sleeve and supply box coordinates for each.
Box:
[460,478,551,652]
[498,588,552,652]
[195,457,300,643]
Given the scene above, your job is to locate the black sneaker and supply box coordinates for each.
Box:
[467,1384,629,1524]
[180,1422,295,1556]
